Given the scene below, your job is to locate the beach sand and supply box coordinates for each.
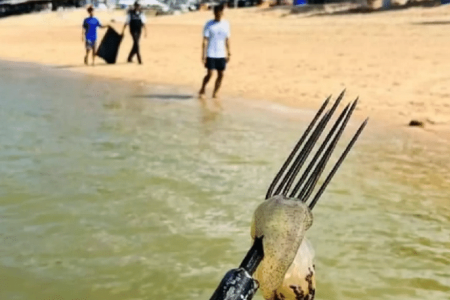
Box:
[1,6,450,137]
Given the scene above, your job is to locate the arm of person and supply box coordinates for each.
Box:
[98,19,108,29]
[141,14,147,37]
[226,23,231,62]
[202,22,210,63]
[82,20,86,42]
[202,36,208,64]
[226,38,231,62]
[122,14,130,35]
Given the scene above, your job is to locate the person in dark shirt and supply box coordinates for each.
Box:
[82,5,107,66]
[122,2,147,65]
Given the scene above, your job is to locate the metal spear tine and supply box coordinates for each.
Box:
[308,117,368,210]
[266,90,346,199]
[288,101,352,199]
[278,91,346,196]
[265,95,331,199]
[275,109,330,197]
[297,99,358,202]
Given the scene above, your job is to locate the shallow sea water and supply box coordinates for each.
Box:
[0,61,449,300]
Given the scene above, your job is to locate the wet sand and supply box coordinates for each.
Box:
[1,6,450,137]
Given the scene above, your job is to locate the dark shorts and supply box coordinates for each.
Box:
[205,57,227,71]
[85,39,96,50]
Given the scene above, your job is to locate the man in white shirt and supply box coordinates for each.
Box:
[199,4,231,100]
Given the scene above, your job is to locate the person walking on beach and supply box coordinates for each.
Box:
[82,5,107,66]
[122,1,147,65]
[198,4,231,100]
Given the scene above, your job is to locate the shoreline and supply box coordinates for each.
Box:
[1,8,450,141]
[4,57,449,149]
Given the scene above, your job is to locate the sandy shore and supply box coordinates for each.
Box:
[1,6,450,137]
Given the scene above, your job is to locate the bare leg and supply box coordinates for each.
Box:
[84,49,89,65]
[199,69,213,100]
[212,71,224,99]
[91,43,96,66]
[212,71,224,110]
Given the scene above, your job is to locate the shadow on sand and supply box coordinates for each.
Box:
[132,94,194,100]
[412,20,450,26]
[53,62,129,69]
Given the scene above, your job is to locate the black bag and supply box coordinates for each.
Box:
[96,27,123,64]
